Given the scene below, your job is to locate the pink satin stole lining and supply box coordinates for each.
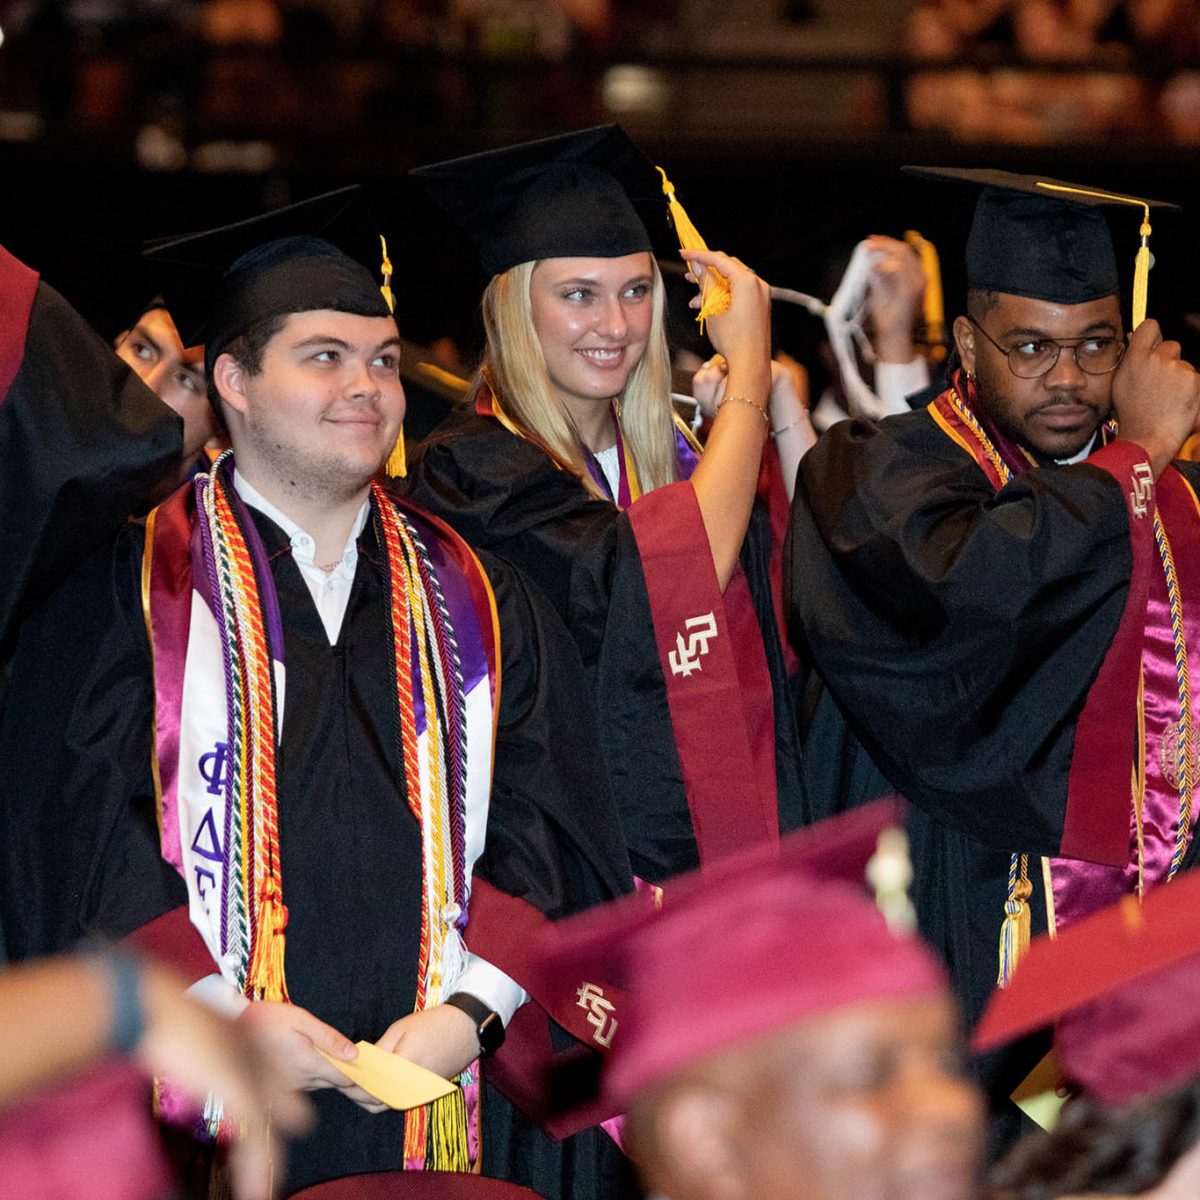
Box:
[1052,552,1194,927]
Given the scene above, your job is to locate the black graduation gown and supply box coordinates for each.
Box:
[786,402,1200,1151]
[404,409,807,883]
[0,502,636,1198]
[0,245,180,964]
[0,244,181,652]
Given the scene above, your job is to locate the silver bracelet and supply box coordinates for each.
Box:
[770,415,810,439]
[715,394,769,425]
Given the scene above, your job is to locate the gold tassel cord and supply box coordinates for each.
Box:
[656,167,731,334]
[247,882,290,1003]
[427,1086,471,1172]
[1034,184,1152,330]
[379,234,396,316]
[904,230,946,362]
[386,431,407,479]
[997,854,1033,987]
[1132,218,1152,332]
[378,234,408,477]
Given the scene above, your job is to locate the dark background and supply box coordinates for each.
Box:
[3,1,1199,368]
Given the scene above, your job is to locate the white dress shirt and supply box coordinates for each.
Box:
[592,443,622,499]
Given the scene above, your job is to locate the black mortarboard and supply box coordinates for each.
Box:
[143,186,393,378]
[411,125,664,276]
[903,167,1180,324]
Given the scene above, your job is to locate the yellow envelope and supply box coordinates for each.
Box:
[319,1041,458,1111]
[1011,1049,1067,1132]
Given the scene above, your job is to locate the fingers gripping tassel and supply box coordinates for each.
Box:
[658,166,731,334]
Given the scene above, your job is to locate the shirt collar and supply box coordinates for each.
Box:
[232,469,370,570]
[1055,433,1098,466]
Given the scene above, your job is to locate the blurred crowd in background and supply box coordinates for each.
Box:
[4,0,1200,164]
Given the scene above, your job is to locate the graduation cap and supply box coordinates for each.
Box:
[144,185,408,472]
[411,125,662,277]
[143,186,395,380]
[903,167,1180,327]
[413,125,732,327]
[974,870,1200,1106]
[531,799,945,1114]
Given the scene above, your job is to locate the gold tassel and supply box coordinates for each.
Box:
[656,167,731,334]
[905,230,946,362]
[386,429,407,478]
[378,234,408,478]
[997,856,1033,988]
[248,885,290,1003]
[427,1086,470,1172]
[1034,184,1152,329]
[1132,217,1152,331]
[380,235,396,316]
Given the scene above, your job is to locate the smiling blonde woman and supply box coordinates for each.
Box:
[405,126,809,903]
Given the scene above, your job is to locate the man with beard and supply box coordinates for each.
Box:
[786,169,1200,1150]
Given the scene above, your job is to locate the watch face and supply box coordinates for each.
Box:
[478,1010,505,1056]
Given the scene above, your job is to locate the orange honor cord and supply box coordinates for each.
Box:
[211,475,289,1004]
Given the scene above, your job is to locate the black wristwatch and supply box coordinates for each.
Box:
[444,992,506,1057]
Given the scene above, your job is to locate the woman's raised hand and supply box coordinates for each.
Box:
[682,248,772,400]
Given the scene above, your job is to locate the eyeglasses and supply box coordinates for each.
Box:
[967,316,1126,379]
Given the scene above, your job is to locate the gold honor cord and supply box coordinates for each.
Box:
[905,230,946,362]
[1034,183,1153,330]
[379,233,408,478]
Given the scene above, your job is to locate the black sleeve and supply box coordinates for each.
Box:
[471,550,633,919]
[0,268,182,646]
[408,422,625,666]
[0,525,187,961]
[786,412,1135,853]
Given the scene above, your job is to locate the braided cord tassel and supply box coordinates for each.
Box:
[949,387,1012,487]
[409,534,469,913]
[946,392,1042,985]
[403,519,474,1173]
[211,469,287,1003]
[998,853,1033,987]
[373,496,435,1167]
[203,466,252,983]
[401,530,451,995]
[373,488,472,1171]
[1154,512,1194,878]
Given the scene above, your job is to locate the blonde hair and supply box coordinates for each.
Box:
[481,257,679,498]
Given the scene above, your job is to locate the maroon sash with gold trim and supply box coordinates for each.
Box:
[927,377,1163,869]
